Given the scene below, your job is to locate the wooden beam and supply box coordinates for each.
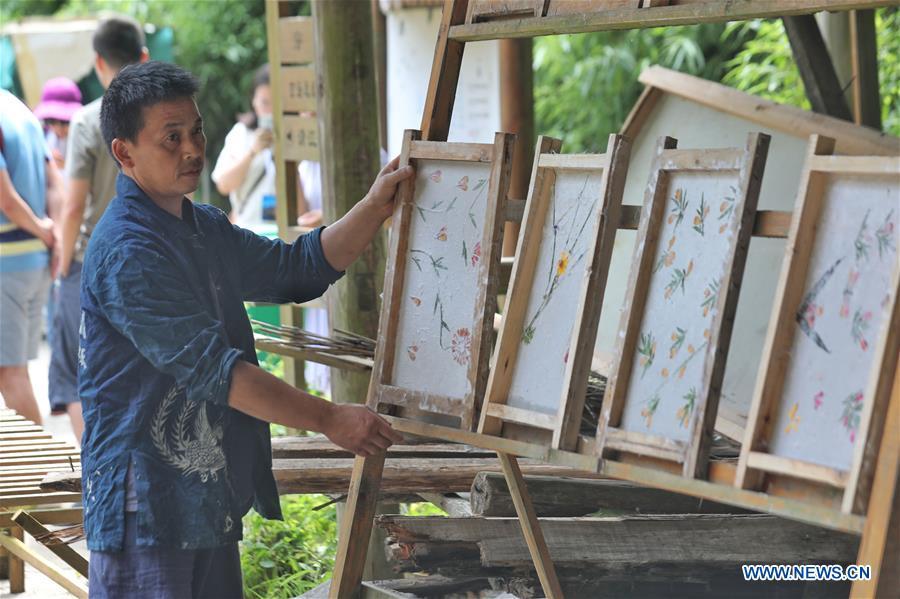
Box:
[783,14,853,120]
[849,8,882,129]
[470,472,750,517]
[449,0,896,41]
[378,513,859,571]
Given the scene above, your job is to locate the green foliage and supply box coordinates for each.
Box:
[241,494,337,599]
[722,19,812,111]
[533,24,753,153]
[401,502,447,517]
[723,9,900,137]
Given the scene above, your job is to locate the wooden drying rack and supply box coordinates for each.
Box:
[263,1,899,597]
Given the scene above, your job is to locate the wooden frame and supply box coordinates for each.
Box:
[330,0,900,595]
[735,135,900,515]
[596,133,770,478]
[448,0,898,41]
[479,134,631,450]
[368,130,515,430]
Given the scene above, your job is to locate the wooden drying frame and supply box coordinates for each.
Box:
[596,133,770,478]
[367,130,515,431]
[479,134,631,450]
[735,135,900,515]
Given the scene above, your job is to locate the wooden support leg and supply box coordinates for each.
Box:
[0,531,87,598]
[12,511,88,578]
[330,452,387,599]
[8,525,24,593]
[851,357,900,598]
[498,452,564,599]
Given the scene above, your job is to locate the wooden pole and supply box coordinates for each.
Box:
[371,0,389,151]
[849,9,882,129]
[498,452,564,599]
[499,38,535,257]
[782,15,853,120]
[312,1,384,406]
[312,1,394,588]
[265,0,306,391]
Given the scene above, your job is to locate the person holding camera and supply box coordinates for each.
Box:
[212,64,283,228]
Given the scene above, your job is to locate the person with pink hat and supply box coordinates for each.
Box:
[34,77,83,170]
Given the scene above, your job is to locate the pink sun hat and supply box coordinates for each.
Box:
[34,77,83,122]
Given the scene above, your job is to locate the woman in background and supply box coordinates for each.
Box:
[212,64,285,228]
[34,77,82,171]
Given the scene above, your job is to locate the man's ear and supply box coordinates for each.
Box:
[111,138,134,169]
[139,47,150,63]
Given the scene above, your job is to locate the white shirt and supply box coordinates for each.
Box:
[211,122,275,229]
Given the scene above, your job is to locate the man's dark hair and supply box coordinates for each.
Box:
[100,61,199,153]
[93,16,146,70]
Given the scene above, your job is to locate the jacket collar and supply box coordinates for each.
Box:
[116,172,197,238]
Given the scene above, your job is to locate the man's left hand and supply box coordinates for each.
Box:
[362,155,415,222]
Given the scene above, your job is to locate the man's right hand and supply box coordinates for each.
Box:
[37,217,55,248]
[322,403,404,457]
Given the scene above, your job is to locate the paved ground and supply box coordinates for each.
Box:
[1,341,88,599]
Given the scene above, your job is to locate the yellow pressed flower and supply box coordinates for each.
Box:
[556,251,570,277]
[661,367,670,378]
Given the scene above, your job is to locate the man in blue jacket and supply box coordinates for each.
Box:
[80,61,407,598]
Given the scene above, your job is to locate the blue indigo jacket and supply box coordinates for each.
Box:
[79,173,342,551]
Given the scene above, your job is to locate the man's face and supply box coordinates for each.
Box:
[116,97,205,204]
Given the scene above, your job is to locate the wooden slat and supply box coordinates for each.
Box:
[485,403,557,430]
[13,510,88,578]
[449,0,897,41]
[806,154,900,175]
[0,508,82,528]
[604,429,686,463]
[409,140,494,162]
[536,152,608,170]
[0,533,87,598]
[746,452,848,489]
[0,492,82,507]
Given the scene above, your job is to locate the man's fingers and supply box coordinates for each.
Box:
[380,155,401,175]
[383,165,415,187]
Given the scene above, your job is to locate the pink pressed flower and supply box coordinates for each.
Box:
[430,170,442,182]
[563,350,569,364]
[813,391,824,410]
[457,176,468,191]
[471,242,481,267]
[850,431,856,443]
[840,303,850,318]
[860,339,868,351]
[451,328,471,365]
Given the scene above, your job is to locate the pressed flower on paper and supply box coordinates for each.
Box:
[784,402,800,434]
[677,387,697,429]
[813,391,824,410]
[641,393,661,429]
[669,327,686,359]
[855,210,872,262]
[406,344,419,361]
[718,186,738,233]
[876,209,896,259]
[637,332,657,378]
[653,235,677,273]
[840,391,864,443]
[701,279,720,317]
[456,176,469,191]
[851,309,872,351]
[450,328,471,365]
[429,170,442,182]
[668,188,688,228]
[664,260,694,299]
[840,269,860,318]
[692,194,709,236]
